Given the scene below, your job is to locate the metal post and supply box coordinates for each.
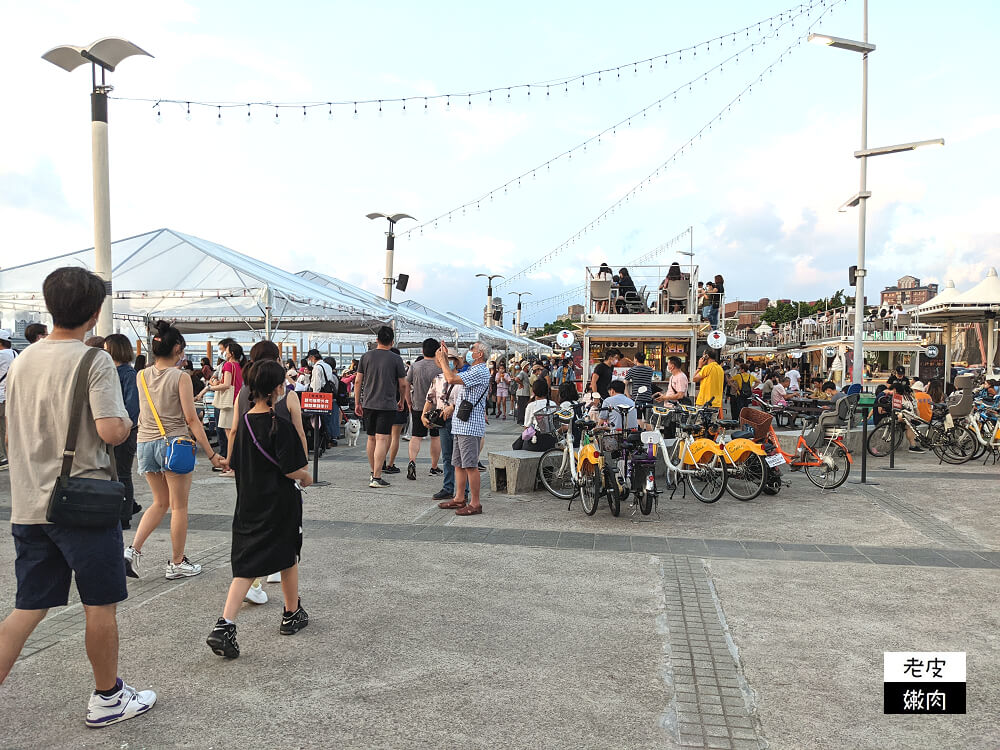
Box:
[860,404,869,482]
[851,0,870,385]
[383,228,395,301]
[91,80,114,337]
[263,285,273,339]
[485,280,493,328]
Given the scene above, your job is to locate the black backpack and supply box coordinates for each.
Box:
[739,374,753,398]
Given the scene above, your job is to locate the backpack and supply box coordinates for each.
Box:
[739,374,753,398]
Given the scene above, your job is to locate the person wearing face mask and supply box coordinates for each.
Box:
[589,349,621,400]
[207,338,244,476]
[425,354,467,502]
[434,341,491,515]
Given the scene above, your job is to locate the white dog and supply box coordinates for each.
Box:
[345,418,361,447]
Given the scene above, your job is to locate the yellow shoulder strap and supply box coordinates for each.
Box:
[139,369,167,439]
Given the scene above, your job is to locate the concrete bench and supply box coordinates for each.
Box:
[488,450,543,495]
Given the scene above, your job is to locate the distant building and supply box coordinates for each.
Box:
[881,275,938,307]
[723,298,771,329]
[567,304,584,318]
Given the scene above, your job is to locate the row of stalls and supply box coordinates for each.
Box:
[0,228,550,359]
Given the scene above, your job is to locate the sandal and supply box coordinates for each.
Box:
[455,504,483,516]
[438,500,467,510]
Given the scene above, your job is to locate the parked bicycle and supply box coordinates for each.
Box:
[866,390,977,464]
[645,405,729,503]
[742,397,856,490]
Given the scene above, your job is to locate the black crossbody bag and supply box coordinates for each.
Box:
[46,348,129,527]
[456,380,488,422]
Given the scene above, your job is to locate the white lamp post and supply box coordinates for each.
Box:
[476,274,504,328]
[507,291,532,334]
[810,4,943,385]
[42,38,152,337]
[366,212,415,301]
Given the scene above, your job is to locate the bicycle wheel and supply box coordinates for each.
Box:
[686,456,727,503]
[936,426,977,464]
[804,443,851,489]
[867,419,903,457]
[579,461,601,515]
[606,468,622,516]
[725,452,765,501]
[537,448,577,499]
[635,465,655,515]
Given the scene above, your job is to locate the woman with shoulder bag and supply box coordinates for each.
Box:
[124,321,224,580]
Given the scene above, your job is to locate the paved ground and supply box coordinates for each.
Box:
[0,417,997,749]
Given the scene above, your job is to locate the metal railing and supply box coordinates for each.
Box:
[729,305,937,349]
[584,263,703,316]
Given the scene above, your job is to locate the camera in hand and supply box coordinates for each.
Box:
[426,408,447,427]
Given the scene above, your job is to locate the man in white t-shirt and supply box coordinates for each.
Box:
[786,366,801,392]
[600,380,638,431]
[0,267,156,726]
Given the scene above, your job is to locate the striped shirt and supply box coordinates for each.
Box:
[626,364,654,404]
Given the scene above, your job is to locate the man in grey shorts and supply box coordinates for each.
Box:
[434,341,491,515]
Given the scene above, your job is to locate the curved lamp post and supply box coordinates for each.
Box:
[42,38,152,337]
[366,212,415,302]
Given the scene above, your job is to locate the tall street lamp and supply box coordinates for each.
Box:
[809,4,943,385]
[42,38,152,337]
[366,212,415,301]
[475,274,504,328]
[507,291,532,335]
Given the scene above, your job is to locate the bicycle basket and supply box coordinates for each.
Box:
[739,407,773,441]
[599,433,623,456]
[533,406,561,435]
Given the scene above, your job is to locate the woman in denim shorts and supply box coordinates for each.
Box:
[124,321,224,580]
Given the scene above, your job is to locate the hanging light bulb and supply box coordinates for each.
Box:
[185,102,191,121]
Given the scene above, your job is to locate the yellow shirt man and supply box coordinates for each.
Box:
[695,358,725,411]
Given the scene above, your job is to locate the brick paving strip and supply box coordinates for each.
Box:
[656,555,765,750]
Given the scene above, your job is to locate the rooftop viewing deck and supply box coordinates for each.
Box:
[582,263,712,326]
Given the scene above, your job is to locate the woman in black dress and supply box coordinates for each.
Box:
[206,360,313,659]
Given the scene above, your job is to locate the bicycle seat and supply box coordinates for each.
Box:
[625,432,643,444]
[578,419,596,429]
[718,420,740,429]
[730,429,755,440]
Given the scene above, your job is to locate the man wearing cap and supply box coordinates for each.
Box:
[0,328,15,470]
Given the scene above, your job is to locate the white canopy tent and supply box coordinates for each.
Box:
[915,268,1000,379]
[0,229,457,341]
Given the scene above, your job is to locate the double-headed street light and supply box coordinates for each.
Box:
[42,38,152,337]
[809,6,943,385]
[475,274,504,328]
[507,291,532,335]
[366,212,415,301]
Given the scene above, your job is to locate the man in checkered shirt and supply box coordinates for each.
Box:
[434,340,491,516]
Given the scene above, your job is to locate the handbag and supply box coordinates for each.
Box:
[243,412,282,469]
[214,379,235,410]
[46,348,129,527]
[456,377,488,422]
[139,369,197,474]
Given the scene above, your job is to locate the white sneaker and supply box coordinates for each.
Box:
[266,572,282,583]
[244,582,268,604]
[165,556,202,579]
[85,678,156,728]
[124,546,142,579]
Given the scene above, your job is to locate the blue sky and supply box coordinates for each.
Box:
[2,0,998,326]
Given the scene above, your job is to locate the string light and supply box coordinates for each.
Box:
[498,0,845,289]
[401,0,825,239]
[113,1,829,119]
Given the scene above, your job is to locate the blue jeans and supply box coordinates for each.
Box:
[702,305,719,328]
[438,422,468,499]
[324,404,341,440]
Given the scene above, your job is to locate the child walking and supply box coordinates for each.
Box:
[206,361,312,659]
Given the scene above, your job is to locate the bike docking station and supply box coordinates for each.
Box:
[300,391,333,487]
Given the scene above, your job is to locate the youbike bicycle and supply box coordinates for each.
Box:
[958,395,1000,463]
[586,405,660,517]
[866,395,977,464]
[537,407,596,503]
[644,405,729,503]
